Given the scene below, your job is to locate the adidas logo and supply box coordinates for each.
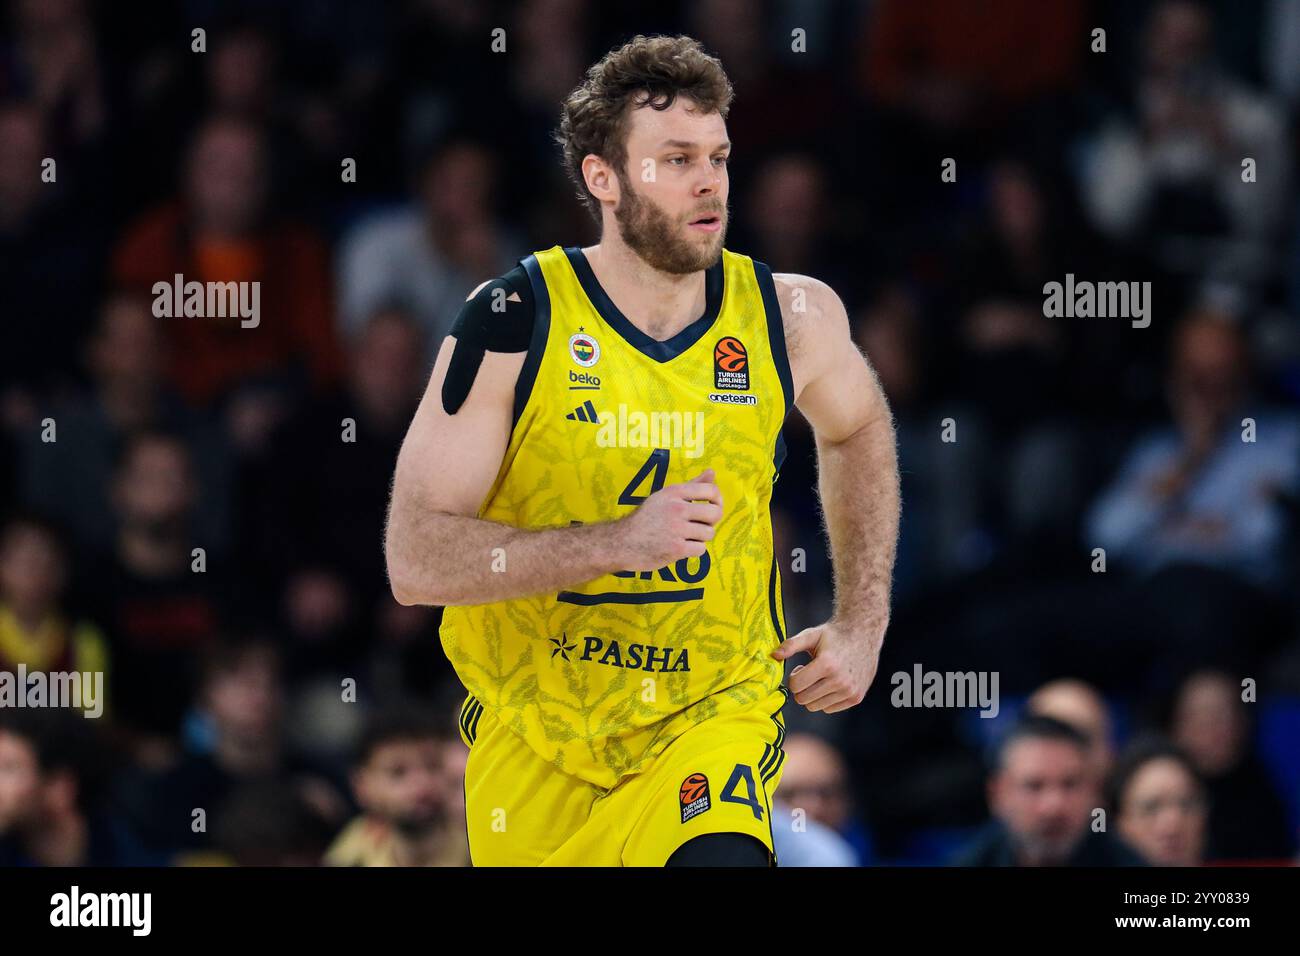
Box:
[566,400,600,423]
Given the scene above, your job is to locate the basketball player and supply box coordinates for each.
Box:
[385,35,900,866]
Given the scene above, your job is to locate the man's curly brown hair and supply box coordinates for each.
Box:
[554,35,734,222]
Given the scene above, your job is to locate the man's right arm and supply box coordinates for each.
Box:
[384,284,724,608]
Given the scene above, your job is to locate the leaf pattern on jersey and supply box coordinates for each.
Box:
[440,247,791,789]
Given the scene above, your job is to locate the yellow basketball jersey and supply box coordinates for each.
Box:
[439,245,793,790]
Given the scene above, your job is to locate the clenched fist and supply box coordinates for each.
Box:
[618,468,723,572]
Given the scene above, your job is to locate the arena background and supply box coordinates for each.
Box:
[1,0,1298,867]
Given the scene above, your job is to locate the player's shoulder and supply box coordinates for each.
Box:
[769,272,844,318]
[768,272,850,367]
[449,262,536,350]
[441,263,536,415]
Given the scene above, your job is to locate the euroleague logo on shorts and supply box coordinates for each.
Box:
[713,337,749,391]
[569,330,600,367]
[679,772,712,823]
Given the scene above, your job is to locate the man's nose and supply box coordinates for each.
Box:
[1039,787,1072,814]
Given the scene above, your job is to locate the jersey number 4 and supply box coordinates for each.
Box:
[613,448,710,583]
[617,447,671,505]
[720,763,765,821]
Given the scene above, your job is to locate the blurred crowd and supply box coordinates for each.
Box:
[1,0,1299,866]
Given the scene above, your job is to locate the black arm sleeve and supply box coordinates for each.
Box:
[441,264,535,415]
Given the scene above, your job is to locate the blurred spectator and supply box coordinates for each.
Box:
[770,802,859,867]
[1087,310,1300,591]
[738,154,857,293]
[390,1,513,176]
[196,18,359,220]
[687,0,850,161]
[82,432,232,750]
[242,308,436,678]
[325,706,469,867]
[205,22,276,121]
[945,159,1103,553]
[855,0,1086,234]
[1025,679,1116,787]
[1111,737,1208,866]
[954,715,1145,866]
[0,709,148,866]
[116,639,343,860]
[1168,669,1295,860]
[442,736,468,824]
[1265,0,1300,105]
[776,732,873,864]
[0,101,108,409]
[210,777,336,867]
[954,157,1126,414]
[111,114,343,439]
[0,513,106,679]
[950,313,1296,698]
[852,285,985,593]
[2,0,109,149]
[18,293,233,555]
[1081,0,1290,295]
[861,0,1085,132]
[507,0,591,159]
[337,137,526,363]
[744,155,825,276]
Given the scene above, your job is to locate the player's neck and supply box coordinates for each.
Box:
[582,241,708,343]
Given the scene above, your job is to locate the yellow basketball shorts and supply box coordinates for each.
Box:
[459,694,787,866]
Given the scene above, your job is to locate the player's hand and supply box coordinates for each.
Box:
[772,619,883,714]
[618,468,723,572]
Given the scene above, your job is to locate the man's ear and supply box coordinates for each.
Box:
[582,154,618,206]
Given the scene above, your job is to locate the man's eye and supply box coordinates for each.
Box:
[713,156,729,165]
[667,156,686,166]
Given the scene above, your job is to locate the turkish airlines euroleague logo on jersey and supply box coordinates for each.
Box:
[680,772,711,823]
[713,337,749,391]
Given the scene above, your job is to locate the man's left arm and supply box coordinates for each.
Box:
[770,273,900,713]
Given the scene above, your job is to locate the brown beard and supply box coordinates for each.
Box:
[613,169,726,275]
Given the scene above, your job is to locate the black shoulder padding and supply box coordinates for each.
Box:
[442,265,536,415]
